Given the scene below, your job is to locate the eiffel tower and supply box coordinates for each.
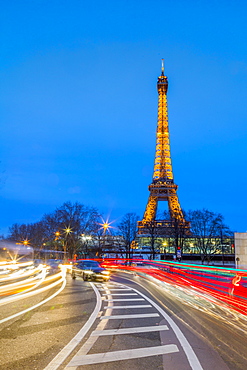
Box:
[138,61,189,235]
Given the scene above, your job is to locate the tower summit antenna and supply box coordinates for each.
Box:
[161,58,165,75]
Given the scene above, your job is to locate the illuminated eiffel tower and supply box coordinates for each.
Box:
[138,61,189,235]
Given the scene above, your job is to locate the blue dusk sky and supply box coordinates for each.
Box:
[1,0,247,235]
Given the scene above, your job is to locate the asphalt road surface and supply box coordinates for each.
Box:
[0,271,247,370]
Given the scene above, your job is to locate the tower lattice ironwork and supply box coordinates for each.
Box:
[138,61,189,235]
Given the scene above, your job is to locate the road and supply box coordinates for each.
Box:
[0,270,247,370]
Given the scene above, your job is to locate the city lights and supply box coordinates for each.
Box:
[98,218,114,234]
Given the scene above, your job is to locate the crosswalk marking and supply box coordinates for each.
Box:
[102,288,133,291]
[104,304,152,309]
[91,324,169,336]
[102,293,138,296]
[103,298,145,302]
[67,344,179,366]
[100,313,159,320]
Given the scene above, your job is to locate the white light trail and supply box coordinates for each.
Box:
[0,266,67,324]
[0,270,64,306]
[0,265,42,283]
[0,267,45,295]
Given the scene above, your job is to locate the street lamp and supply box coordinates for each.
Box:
[98,218,114,235]
[55,231,60,240]
[20,240,33,260]
[64,227,73,235]
[54,231,61,259]
[62,226,73,261]
[21,239,29,246]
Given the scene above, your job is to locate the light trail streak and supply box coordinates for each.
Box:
[0,269,64,306]
[0,268,46,298]
[0,261,33,269]
[0,267,46,295]
[96,258,247,316]
[0,265,42,283]
[0,266,67,324]
[124,268,247,335]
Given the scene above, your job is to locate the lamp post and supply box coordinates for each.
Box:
[63,226,73,261]
[98,218,114,258]
[21,239,34,260]
[54,231,60,259]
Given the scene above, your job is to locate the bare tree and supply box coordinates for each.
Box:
[164,210,189,260]
[187,209,233,264]
[8,202,101,259]
[140,221,162,260]
[118,213,139,259]
[44,201,100,259]
[8,222,47,248]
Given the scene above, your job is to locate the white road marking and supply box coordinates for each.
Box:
[47,280,204,370]
[64,285,115,369]
[103,298,145,302]
[100,313,159,320]
[91,324,169,336]
[64,282,178,369]
[104,286,126,289]
[44,282,101,370]
[104,304,152,309]
[127,282,204,370]
[67,344,179,366]
[100,284,126,288]
[103,288,133,291]
[102,293,138,296]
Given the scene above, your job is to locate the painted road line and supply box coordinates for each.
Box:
[100,313,159,320]
[102,293,138,296]
[103,298,145,302]
[44,282,102,370]
[91,325,169,336]
[99,289,132,292]
[104,288,133,291]
[103,286,126,289]
[126,282,204,370]
[104,304,152,309]
[64,285,115,369]
[67,344,179,366]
